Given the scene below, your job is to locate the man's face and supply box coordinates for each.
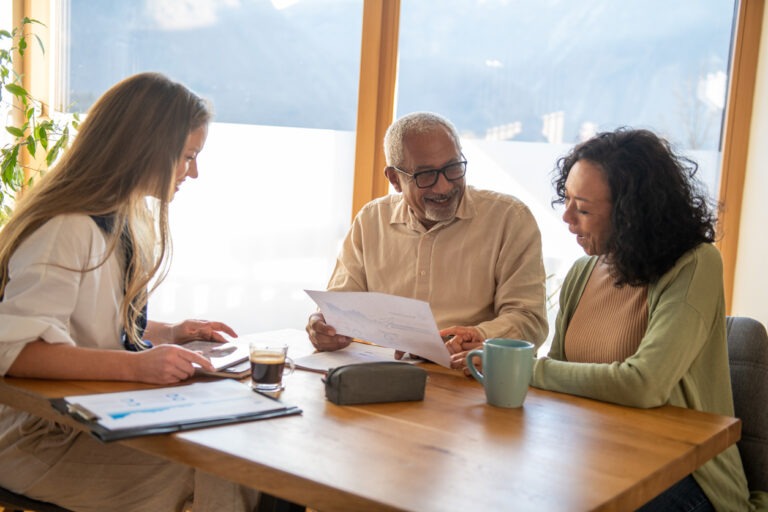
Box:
[385,127,465,230]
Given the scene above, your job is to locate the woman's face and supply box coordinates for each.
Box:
[172,124,208,198]
[561,159,613,255]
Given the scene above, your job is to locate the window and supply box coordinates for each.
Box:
[60,0,363,333]
[46,0,739,339]
[396,0,735,340]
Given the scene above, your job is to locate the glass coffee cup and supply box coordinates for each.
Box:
[248,342,295,392]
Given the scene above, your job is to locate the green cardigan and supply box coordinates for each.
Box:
[532,243,759,511]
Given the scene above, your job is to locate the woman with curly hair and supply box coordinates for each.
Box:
[531,128,762,510]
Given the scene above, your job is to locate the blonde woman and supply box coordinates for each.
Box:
[0,73,261,511]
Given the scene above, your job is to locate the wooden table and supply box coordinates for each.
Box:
[0,366,741,512]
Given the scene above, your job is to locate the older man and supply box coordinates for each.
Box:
[306,112,547,369]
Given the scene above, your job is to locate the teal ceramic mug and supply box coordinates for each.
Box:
[466,338,535,408]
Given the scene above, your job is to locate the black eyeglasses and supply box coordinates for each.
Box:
[389,157,468,189]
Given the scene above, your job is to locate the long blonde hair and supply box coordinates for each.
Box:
[0,72,212,347]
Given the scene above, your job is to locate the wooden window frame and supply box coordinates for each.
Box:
[12,0,52,185]
[716,0,764,313]
[351,0,400,218]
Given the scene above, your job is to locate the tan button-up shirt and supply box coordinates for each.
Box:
[327,186,548,347]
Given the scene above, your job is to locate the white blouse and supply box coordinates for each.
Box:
[0,214,124,375]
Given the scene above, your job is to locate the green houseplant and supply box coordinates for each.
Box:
[0,17,78,224]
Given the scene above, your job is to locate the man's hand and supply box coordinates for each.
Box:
[441,326,484,373]
[306,312,353,352]
[394,350,428,362]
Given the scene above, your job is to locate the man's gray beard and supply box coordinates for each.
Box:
[425,194,460,222]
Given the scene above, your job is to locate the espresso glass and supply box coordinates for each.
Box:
[249,342,295,392]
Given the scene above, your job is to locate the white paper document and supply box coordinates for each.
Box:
[65,380,286,431]
[293,341,401,372]
[305,290,451,367]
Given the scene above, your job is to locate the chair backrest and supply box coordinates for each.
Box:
[726,316,768,492]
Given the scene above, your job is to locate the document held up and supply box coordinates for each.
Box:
[304,290,451,367]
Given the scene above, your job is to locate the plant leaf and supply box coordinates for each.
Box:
[45,146,60,167]
[4,83,27,98]
[5,126,24,137]
[22,17,45,26]
[1,145,19,186]
[36,125,49,149]
[46,128,69,166]
[26,135,36,157]
[33,34,45,55]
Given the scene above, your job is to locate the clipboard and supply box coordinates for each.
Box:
[50,380,302,442]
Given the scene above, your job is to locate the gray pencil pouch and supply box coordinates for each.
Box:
[323,362,428,405]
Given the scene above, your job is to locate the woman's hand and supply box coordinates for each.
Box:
[132,344,216,384]
[145,319,238,345]
[131,319,238,383]
[8,340,214,383]
[170,319,237,344]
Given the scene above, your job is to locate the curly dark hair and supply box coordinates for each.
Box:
[552,128,718,286]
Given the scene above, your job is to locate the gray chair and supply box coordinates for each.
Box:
[0,486,72,512]
[726,315,768,492]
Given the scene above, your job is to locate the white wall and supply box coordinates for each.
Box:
[731,7,768,327]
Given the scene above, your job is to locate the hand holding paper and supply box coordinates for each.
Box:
[305,290,451,367]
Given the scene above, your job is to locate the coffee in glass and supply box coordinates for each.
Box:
[249,342,294,391]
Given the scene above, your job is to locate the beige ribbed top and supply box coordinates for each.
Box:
[564,259,648,363]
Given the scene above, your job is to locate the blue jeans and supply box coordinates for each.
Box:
[637,475,715,512]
